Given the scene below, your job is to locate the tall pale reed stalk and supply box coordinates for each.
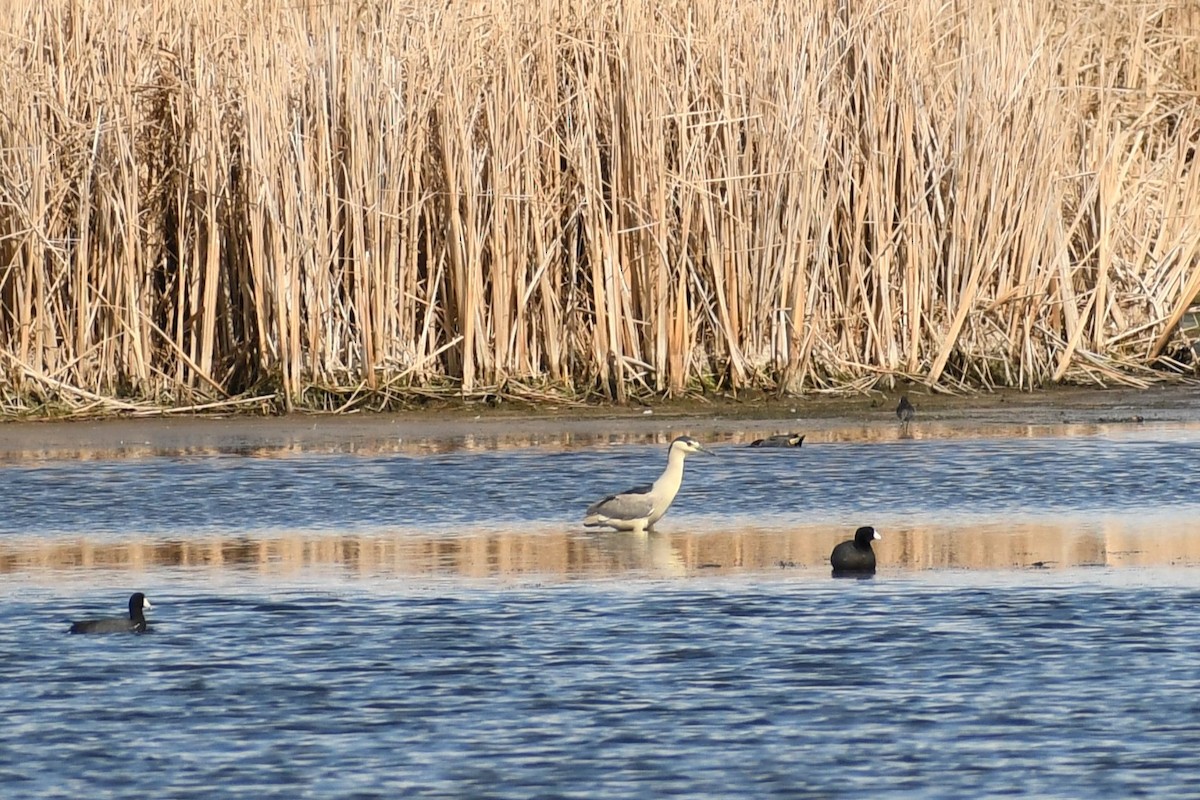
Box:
[0,0,1196,413]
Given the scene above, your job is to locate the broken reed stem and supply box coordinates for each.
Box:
[0,0,1198,414]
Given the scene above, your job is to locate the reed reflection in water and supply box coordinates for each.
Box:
[3,516,1197,581]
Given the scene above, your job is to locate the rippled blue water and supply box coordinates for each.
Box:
[3,428,1200,535]
[2,425,1200,797]
[2,576,1199,798]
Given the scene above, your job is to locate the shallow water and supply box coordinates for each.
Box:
[3,424,1200,535]
[2,422,1200,797]
[3,425,1199,575]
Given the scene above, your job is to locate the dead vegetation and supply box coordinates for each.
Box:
[1,0,1198,416]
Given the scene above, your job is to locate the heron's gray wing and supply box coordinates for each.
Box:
[586,484,655,520]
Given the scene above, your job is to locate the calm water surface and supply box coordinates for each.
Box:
[2,423,1199,797]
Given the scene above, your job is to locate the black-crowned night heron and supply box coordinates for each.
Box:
[896,395,915,423]
[584,436,714,533]
[748,433,805,448]
[830,526,882,576]
[69,592,153,634]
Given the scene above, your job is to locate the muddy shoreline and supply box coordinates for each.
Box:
[1,384,1199,457]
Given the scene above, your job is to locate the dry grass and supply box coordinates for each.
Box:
[1,0,1198,414]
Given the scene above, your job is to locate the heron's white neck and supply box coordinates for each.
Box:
[651,444,689,502]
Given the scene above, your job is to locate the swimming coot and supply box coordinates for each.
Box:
[748,434,805,448]
[830,526,882,576]
[69,592,153,634]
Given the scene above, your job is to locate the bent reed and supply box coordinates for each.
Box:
[1,0,1198,414]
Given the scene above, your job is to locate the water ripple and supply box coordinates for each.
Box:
[9,580,1190,797]
[2,428,1200,797]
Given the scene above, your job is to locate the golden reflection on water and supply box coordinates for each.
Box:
[3,518,1198,581]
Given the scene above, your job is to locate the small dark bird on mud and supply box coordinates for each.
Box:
[896,395,915,423]
[830,526,882,577]
[69,593,153,634]
[748,434,805,448]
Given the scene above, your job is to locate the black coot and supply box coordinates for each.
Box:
[830,527,882,577]
[69,593,152,634]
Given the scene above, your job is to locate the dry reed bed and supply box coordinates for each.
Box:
[0,0,1197,413]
